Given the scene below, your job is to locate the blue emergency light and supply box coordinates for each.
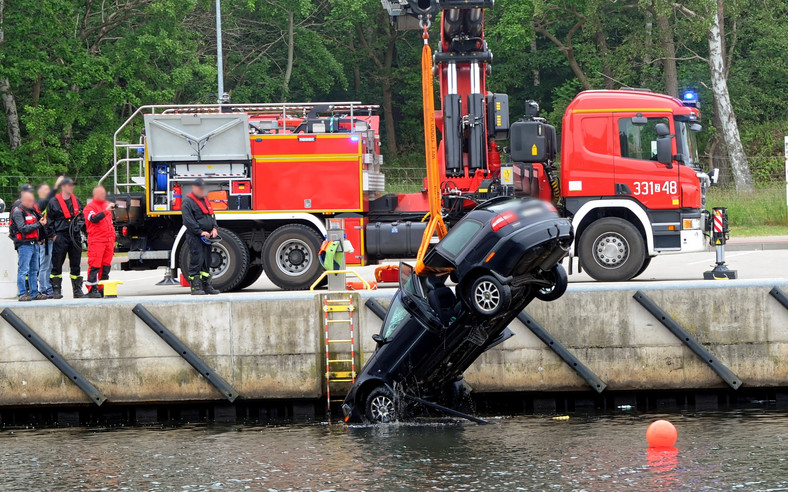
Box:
[682,90,699,108]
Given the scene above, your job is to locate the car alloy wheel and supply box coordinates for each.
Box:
[474,280,501,313]
[365,387,398,423]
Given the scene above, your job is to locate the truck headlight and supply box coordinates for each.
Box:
[683,218,701,230]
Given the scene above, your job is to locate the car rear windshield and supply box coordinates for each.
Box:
[439,220,483,257]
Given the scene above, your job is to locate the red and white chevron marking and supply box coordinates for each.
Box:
[713,210,724,233]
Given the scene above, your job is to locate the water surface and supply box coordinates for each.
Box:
[1,411,786,491]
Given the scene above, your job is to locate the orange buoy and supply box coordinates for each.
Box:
[646,419,678,448]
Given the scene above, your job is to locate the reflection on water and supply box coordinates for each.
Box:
[0,411,786,491]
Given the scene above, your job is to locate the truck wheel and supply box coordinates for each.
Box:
[263,224,323,290]
[635,257,653,278]
[536,264,568,302]
[232,264,264,291]
[578,218,645,282]
[365,386,398,423]
[178,227,250,292]
[469,275,511,317]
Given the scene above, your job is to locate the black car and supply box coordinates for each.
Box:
[343,197,574,423]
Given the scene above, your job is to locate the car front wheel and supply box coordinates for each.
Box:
[365,387,398,423]
[469,275,511,317]
[578,218,646,282]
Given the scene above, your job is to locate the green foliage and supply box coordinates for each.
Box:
[0,0,786,189]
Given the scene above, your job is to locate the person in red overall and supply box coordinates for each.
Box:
[83,186,116,298]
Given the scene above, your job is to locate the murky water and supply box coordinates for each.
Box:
[1,411,786,491]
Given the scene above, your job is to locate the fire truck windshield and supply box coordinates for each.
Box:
[675,120,700,169]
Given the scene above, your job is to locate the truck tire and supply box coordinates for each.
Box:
[578,218,645,282]
[263,224,323,290]
[232,264,264,291]
[634,256,653,278]
[178,227,250,292]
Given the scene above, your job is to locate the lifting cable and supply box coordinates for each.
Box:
[415,16,450,276]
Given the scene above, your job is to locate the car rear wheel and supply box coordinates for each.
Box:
[536,264,568,302]
[578,218,645,282]
[263,224,323,290]
[365,387,398,423]
[469,275,511,317]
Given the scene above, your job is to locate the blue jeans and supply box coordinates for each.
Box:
[38,240,53,294]
[17,243,41,298]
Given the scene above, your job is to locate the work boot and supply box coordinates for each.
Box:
[189,276,206,295]
[87,288,102,299]
[51,277,63,300]
[71,276,86,298]
[202,275,220,295]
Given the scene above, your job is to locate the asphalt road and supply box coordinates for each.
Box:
[46,246,788,300]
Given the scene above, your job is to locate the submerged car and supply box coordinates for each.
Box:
[343,197,574,423]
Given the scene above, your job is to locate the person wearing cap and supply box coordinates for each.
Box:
[47,177,85,299]
[83,186,116,298]
[181,178,220,295]
[11,191,48,301]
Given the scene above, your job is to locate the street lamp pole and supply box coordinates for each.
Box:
[216,0,225,103]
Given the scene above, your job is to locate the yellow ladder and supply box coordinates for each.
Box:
[322,295,356,413]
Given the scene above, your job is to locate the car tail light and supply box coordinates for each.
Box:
[491,210,517,232]
[122,226,128,237]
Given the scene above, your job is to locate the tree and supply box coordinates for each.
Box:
[0,0,21,150]
[676,1,753,191]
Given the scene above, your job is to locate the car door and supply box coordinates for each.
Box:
[613,114,681,211]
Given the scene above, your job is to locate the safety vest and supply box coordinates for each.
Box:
[187,192,214,215]
[15,205,41,241]
[56,193,80,219]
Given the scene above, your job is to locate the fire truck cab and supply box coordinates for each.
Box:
[508,89,709,281]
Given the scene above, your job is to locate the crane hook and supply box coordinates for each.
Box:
[419,15,431,43]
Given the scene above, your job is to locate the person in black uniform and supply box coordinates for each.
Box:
[181,178,220,295]
[47,177,85,299]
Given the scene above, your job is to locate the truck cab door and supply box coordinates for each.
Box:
[613,115,681,211]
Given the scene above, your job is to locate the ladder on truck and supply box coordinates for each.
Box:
[322,295,357,414]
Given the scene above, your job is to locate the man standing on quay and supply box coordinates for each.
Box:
[181,178,220,295]
[47,177,85,299]
[83,186,116,298]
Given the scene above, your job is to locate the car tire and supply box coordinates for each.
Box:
[365,386,398,423]
[178,227,250,292]
[578,218,645,282]
[535,264,568,302]
[232,263,264,291]
[469,275,511,317]
[634,256,653,278]
[263,224,323,290]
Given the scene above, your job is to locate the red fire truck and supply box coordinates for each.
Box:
[102,1,714,291]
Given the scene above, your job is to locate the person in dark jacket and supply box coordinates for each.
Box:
[35,177,61,298]
[11,191,48,301]
[47,177,85,299]
[181,178,219,295]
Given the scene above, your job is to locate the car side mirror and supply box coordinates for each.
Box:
[656,136,674,168]
[655,122,670,137]
[372,333,388,346]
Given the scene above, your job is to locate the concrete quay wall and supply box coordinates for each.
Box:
[0,280,786,407]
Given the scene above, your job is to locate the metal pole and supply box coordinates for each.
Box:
[784,136,787,209]
[216,0,224,103]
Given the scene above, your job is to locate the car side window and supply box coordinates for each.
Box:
[618,117,669,161]
[381,294,410,340]
[439,220,483,257]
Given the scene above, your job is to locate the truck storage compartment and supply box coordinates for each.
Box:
[365,221,427,259]
[110,193,146,226]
